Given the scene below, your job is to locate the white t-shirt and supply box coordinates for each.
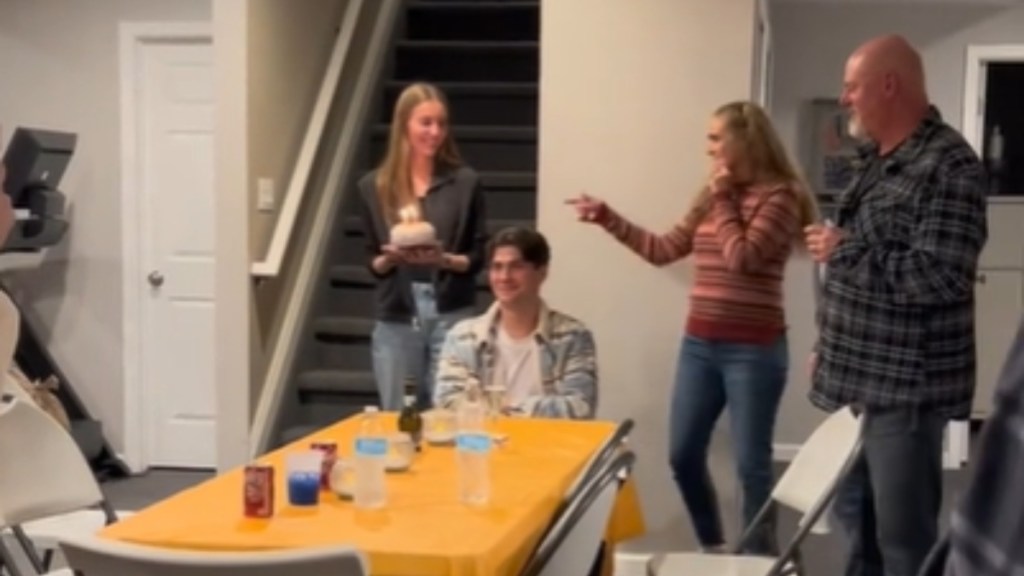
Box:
[493,328,542,409]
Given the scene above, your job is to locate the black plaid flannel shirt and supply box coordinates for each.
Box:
[810,107,988,419]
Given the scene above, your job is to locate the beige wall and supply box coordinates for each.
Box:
[0,0,211,459]
[213,0,348,469]
[768,1,1020,445]
[0,0,342,469]
[246,0,348,391]
[213,0,251,472]
[539,0,756,532]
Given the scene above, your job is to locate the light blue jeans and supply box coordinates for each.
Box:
[371,283,474,411]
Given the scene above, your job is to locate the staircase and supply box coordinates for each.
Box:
[275,0,540,446]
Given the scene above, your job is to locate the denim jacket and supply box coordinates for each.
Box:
[434,302,598,419]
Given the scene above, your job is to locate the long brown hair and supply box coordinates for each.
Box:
[685,101,819,235]
[374,82,462,224]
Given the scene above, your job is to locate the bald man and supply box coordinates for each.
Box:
[803,36,988,576]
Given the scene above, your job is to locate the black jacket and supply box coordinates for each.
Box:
[356,166,487,322]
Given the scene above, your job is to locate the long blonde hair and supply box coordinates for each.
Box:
[686,101,819,234]
[374,82,462,224]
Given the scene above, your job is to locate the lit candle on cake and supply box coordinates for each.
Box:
[390,204,437,248]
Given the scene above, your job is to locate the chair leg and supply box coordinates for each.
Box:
[789,548,806,576]
[646,554,664,576]
[41,549,54,571]
[0,539,25,576]
[10,528,44,575]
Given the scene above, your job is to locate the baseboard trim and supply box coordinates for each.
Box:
[772,442,801,462]
[119,452,147,475]
[614,552,653,576]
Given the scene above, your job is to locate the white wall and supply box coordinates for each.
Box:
[213,0,250,473]
[539,0,756,534]
[0,0,211,458]
[247,0,348,392]
[212,0,348,471]
[768,1,1022,444]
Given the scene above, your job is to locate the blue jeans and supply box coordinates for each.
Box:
[669,334,788,555]
[371,283,473,411]
[831,407,945,576]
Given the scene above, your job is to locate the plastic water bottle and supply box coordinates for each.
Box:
[353,406,388,509]
[456,387,492,505]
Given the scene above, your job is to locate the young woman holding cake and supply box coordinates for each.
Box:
[567,101,819,555]
[356,82,487,411]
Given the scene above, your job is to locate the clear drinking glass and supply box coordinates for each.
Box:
[286,451,324,506]
[483,385,506,419]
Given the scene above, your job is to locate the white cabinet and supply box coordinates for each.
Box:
[945,203,1024,469]
[973,201,1024,418]
[973,269,1024,417]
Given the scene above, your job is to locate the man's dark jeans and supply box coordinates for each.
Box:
[832,406,946,576]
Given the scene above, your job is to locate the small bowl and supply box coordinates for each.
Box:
[386,432,414,472]
[422,409,457,445]
[329,459,354,500]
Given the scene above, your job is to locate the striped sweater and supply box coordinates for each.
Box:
[600,184,801,344]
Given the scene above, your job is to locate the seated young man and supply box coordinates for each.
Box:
[434,227,598,419]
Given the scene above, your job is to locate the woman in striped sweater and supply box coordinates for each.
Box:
[568,101,818,555]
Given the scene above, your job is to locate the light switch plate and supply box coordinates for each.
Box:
[256,177,275,212]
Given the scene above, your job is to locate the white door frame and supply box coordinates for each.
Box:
[944,43,1024,469]
[119,22,214,473]
[963,44,1024,154]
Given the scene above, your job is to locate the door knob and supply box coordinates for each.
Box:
[148,271,165,287]
[976,273,987,285]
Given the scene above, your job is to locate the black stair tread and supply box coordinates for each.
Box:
[371,124,535,141]
[396,40,539,50]
[343,169,534,190]
[280,425,320,446]
[481,171,536,188]
[330,264,490,289]
[384,80,538,96]
[328,264,375,286]
[341,216,533,236]
[297,370,378,395]
[312,316,375,338]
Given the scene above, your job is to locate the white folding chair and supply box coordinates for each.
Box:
[648,407,864,576]
[522,418,633,575]
[57,533,367,576]
[0,291,29,404]
[519,449,636,576]
[0,290,19,374]
[570,418,635,492]
[0,396,130,575]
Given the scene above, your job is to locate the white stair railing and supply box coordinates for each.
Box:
[249,0,404,457]
[250,0,364,279]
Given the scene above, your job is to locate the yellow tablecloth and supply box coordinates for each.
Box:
[102,416,645,576]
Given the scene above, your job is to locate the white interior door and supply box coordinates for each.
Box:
[138,39,216,468]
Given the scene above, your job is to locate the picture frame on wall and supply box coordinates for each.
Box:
[806,98,860,201]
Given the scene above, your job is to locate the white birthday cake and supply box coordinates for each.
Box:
[390,204,437,247]
[390,220,437,248]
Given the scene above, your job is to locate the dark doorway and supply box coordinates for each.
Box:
[983,62,1024,196]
